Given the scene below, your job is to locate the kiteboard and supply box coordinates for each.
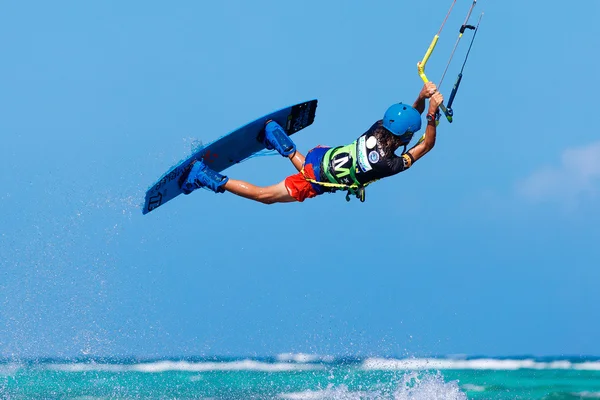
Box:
[142,99,318,214]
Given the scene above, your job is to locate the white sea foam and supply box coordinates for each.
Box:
[49,363,129,373]
[280,391,325,400]
[40,357,600,373]
[461,384,486,392]
[279,373,467,400]
[577,392,600,398]
[361,358,600,371]
[132,360,323,372]
[394,372,466,400]
[574,362,600,371]
[277,353,332,363]
[279,385,372,400]
[0,363,22,376]
[50,360,324,373]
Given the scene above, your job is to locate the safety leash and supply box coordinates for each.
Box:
[445,12,483,121]
[438,0,478,91]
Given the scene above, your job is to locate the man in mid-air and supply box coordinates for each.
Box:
[180,82,443,203]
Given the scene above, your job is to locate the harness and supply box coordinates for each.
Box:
[300,142,377,202]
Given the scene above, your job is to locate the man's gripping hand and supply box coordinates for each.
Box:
[419,82,437,100]
[428,91,444,115]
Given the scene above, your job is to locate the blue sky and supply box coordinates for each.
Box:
[1,0,599,358]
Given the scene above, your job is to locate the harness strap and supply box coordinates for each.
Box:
[300,166,377,202]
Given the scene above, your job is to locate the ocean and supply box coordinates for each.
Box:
[1,355,599,399]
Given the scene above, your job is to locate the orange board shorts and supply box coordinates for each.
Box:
[284,146,331,202]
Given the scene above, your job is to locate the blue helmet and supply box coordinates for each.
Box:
[382,103,422,145]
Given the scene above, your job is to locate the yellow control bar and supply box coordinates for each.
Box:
[417,34,449,126]
[417,35,439,83]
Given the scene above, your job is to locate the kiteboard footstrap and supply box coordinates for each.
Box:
[180,160,229,194]
[261,120,297,157]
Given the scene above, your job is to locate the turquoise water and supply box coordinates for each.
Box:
[1,356,599,399]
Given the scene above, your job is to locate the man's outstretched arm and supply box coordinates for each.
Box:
[408,91,444,163]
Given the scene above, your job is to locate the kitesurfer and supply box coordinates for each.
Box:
[180,83,443,203]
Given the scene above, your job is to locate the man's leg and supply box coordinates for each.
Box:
[223,149,307,204]
[223,179,296,204]
[263,120,305,173]
[181,120,311,203]
[287,150,305,173]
